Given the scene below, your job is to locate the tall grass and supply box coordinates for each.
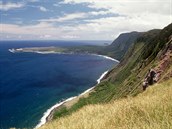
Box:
[40,79,172,129]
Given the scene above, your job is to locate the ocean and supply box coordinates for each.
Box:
[0,41,118,128]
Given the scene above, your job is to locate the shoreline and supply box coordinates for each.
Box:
[8,48,120,63]
[93,54,120,63]
[35,70,109,128]
[9,47,119,128]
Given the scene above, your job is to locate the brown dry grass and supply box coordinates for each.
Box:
[40,79,172,129]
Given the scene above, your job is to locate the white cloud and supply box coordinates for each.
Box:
[0,22,76,40]
[39,12,87,22]
[61,35,79,39]
[89,11,111,16]
[1,11,170,40]
[0,2,25,11]
[62,0,171,15]
[1,0,171,40]
[57,0,172,39]
[39,6,48,12]
[55,13,87,22]
[41,34,52,38]
[38,11,114,23]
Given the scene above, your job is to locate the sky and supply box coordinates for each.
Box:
[0,0,172,40]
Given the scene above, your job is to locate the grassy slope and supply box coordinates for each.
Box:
[50,23,172,120]
[40,79,172,129]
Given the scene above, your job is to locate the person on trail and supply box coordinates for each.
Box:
[142,69,157,91]
[142,78,148,91]
[148,69,157,85]
[142,69,150,90]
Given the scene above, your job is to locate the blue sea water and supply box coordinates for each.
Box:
[0,41,118,128]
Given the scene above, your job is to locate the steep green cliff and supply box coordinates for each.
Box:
[67,31,142,61]
[49,23,172,121]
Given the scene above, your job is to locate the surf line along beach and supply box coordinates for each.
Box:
[8,47,119,63]
[35,55,119,128]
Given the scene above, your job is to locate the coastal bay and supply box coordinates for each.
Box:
[0,41,118,128]
[8,46,119,128]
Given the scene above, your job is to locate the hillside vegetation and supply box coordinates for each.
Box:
[39,23,172,128]
[40,79,172,129]
[66,31,142,61]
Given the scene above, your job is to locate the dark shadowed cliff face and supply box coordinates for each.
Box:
[110,31,142,50]
[103,31,143,60]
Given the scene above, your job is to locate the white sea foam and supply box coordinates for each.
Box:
[8,49,15,53]
[35,96,77,129]
[9,48,23,53]
[35,69,109,128]
[79,87,95,96]
[97,71,109,84]
[95,54,120,63]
